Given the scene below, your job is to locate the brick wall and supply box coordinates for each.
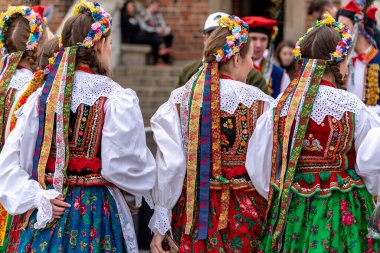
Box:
[149,0,210,61]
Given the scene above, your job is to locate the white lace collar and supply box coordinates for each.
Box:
[276,85,364,125]
[170,78,272,114]
[8,69,34,90]
[71,71,122,112]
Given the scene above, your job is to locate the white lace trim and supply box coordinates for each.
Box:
[33,189,61,229]
[170,79,272,114]
[148,205,172,235]
[135,193,154,209]
[8,69,33,91]
[71,71,122,112]
[107,186,139,253]
[276,86,364,125]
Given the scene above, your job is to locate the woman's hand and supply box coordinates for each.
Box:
[150,233,169,253]
[50,196,71,219]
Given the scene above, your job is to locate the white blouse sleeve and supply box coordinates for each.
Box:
[245,108,274,200]
[101,89,156,199]
[355,106,380,195]
[148,100,186,235]
[0,90,61,229]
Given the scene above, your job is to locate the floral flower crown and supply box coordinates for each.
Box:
[214,15,249,63]
[293,13,352,63]
[0,6,45,55]
[73,0,112,48]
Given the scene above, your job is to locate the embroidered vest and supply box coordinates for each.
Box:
[276,112,365,198]
[218,101,264,179]
[45,97,110,186]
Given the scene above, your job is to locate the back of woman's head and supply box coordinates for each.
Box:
[203,26,251,64]
[5,16,47,71]
[300,25,345,87]
[39,36,59,68]
[61,13,110,75]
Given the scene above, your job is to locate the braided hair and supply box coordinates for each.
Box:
[300,25,346,88]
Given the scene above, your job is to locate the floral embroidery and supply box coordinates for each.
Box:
[302,133,323,152]
[342,212,355,226]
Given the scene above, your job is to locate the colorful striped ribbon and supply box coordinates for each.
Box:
[7,70,45,135]
[269,59,327,251]
[0,52,23,150]
[32,50,64,183]
[60,46,77,198]
[197,64,212,240]
[185,67,206,235]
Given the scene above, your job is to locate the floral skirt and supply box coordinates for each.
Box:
[0,206,11,253]
[259,187,379,253]
[172,184,267,252]
[17,186,127,253]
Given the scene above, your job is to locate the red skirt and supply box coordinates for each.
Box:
[172,179,267,252]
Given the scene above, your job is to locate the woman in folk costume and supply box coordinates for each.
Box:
[5,37,60,253]
[0,6,48,252]
[338,1,380,113]
[149,16,273,253]
[246,14,380,252]
[0,1,156,252]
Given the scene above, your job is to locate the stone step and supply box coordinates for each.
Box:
[113,66,182,77]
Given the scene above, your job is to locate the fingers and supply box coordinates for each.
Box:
[51,198,71,208]
[56,196,65,201]
[52,205,65,215]
[50,197,71,219]
[150,234,169,253]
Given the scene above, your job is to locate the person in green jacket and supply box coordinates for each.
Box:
[176,12,268,94]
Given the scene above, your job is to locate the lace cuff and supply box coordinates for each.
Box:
[135,193,155,209]
[148,205,172,235]
[33,189,61,229]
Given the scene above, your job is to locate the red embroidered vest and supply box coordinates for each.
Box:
[277,112,365,198]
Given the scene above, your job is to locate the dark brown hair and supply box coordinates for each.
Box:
[61,13,111,75]
[203,27,252,64]
[5,16,47,71]
[275,40,297,79]
[39,37,59,68]
[300,25,345,87]
[307,0,333,15]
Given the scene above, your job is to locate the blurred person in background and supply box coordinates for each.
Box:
[243,16,290,98]
[308,0,339,20]
[144,0,173,64]
[176,12,268,94]
[120,0,162,65]
[275,40,297,79]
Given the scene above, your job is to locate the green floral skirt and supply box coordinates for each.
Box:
[259,187,379,253]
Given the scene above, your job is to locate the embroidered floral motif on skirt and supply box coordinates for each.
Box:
[259,187,379,253]
[17,186,127,253]
[260,113,380,252]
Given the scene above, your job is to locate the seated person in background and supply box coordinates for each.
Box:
[120,0,162,65]
[275,40,297,79]
[144,0,173,64]
[177,12,268,93]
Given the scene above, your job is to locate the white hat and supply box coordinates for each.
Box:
[203,12,229,33]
